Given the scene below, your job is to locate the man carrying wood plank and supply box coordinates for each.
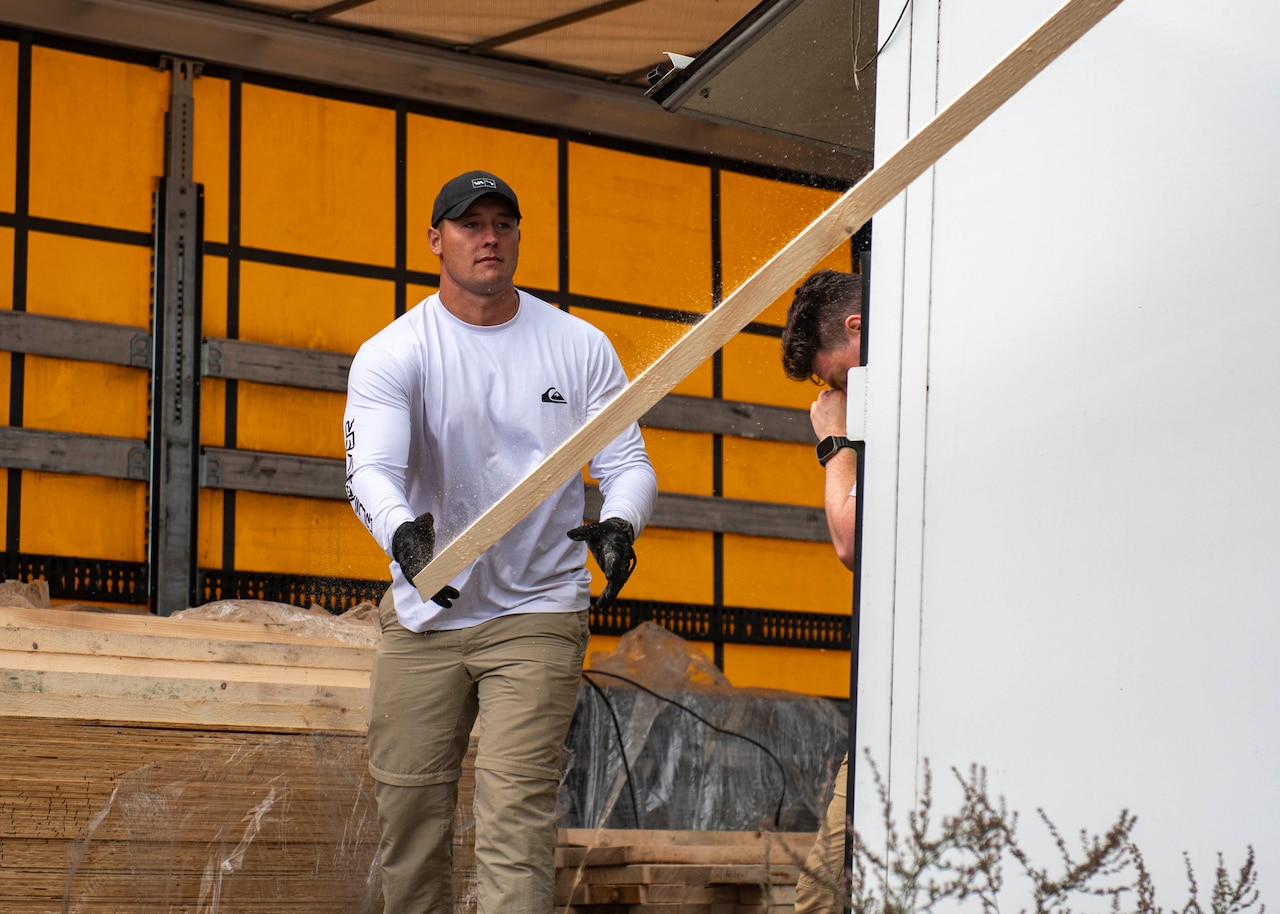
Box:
[343,169,657,914]
[781,269,863,914]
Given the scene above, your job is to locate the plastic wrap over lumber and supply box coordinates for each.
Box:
[0,719,383,914]
[562,658,847,831]
[0,718,484,914]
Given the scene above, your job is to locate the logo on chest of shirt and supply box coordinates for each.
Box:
[541,387,567,404]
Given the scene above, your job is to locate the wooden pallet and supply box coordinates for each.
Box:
[555,829,812,914]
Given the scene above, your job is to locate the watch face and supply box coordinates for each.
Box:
[817,436,848,464]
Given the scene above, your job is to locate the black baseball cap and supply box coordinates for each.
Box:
[431,170,522,227]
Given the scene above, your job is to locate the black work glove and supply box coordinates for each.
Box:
[566,517,636,612]
[392,511,461,608]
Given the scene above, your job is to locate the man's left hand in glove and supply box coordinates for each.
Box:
[392,511,461,608]
[566,517,636,612]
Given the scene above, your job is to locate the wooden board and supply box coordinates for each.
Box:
[0,605,374,668]
[199,450,831,541]
[0,309,150,367]
[0,604,372,650]
[559,844,810,867]
[412,0,1128,600]
[561,828,814,854]
[0,606,374,732]
[0,427,148,480]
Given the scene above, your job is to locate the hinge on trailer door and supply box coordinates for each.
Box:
[129,333,151,368]
[202,339,224,377]
[201,453,222,488]
[127,447,150,481]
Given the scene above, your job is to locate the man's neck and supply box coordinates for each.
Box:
[438,284,519,327]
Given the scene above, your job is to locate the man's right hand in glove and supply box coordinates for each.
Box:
[392,511,461,608]
[566,517,636,612]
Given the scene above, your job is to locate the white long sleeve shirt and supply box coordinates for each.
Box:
[344,291,657,632]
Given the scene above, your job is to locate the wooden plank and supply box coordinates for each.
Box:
[559,885,690,907]
[561,903,765,914]
[0,608,374,670]
[203,447,830,541]
[559,828,814,851]
[556,840,811,868]
[558,880,742,906]
[203,337,353,392]
[201,446,346,500]
[0,605,375,652]
[558,882,645,905]
[412,0,1128,600]
[643,884,740,903]
[557,845,630,868]
[586,487,829,542]
[0,309,150,366]
[0,646,369,690]
[618,845,806,866]
[642,490,828,542]
[0,691,366,732]
[0,427,148,480]
[197,340,815,448]
[1,840,375,873]
[738,883,798,904]
[641,394,812,444]
[558,862,801,886]
[200,336,813,443]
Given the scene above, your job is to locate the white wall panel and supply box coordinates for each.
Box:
[865,0,1280,904]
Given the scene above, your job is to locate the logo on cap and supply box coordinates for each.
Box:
[471,177,497,190]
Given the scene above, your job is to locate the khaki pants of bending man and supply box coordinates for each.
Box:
[796,753,849,914]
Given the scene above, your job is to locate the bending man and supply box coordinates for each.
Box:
[781,269,863,914]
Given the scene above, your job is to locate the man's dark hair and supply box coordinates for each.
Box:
[781,270,863,382]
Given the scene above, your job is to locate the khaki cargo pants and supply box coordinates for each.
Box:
[796,752,849,914]
[368,590,590,914]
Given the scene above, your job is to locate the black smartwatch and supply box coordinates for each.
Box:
[816,435,853,466]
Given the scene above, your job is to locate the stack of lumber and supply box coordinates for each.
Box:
[2,718,384,914]
[555,828,813,913]
[0,605,817,914]
[0,604,390,914]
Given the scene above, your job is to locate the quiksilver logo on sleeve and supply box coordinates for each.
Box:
[541,387,567,404]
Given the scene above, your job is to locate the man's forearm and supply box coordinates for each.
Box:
[823,448,858,571]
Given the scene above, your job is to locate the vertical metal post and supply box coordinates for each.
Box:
[149,57,203,615]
